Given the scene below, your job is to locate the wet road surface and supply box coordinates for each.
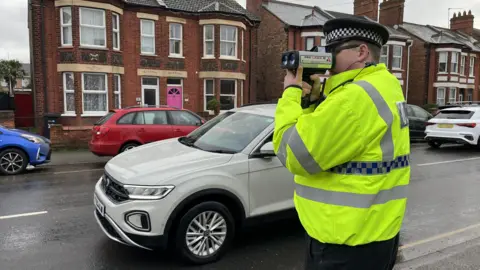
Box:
[2,144,480,269]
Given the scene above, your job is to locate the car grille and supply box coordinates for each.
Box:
[101,174,129,203]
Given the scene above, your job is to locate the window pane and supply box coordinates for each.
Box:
[62,8,72,24]
[220,80,235,95]
[205,80,214,95]
[393,46,402,56]
[167,78,181,85]
[133,112,145,124]
[62,27,72,44]
[113,33,119,48]
[80,9,104,26]
[114,94,120,109]
[142,78,158,86]
[83,93,107,111]
[66,92,75,112]
[219,96,235,110]
[143,111,168,125]
[112,14,118,29]
[141,20,154,35]
[392,58,401,68]
[170,40,181,54]
[220,26,236,41]
[439,52,447,62]
[65,73,74,90]
[205,42,214,55]
[80,27,105,46]
[220,42,236,56]
[169,111,199,126]
[83,74,106,90]
[141,37,154,53]
[170,24,181,38]
[205,25,214,40]
[118,113,135,124]
[306,38,314,50]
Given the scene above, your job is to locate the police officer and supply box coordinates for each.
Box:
[273,16,410,270]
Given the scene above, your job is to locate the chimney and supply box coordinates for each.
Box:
[247,0,268,14]
[379,0,405,26]
[354,0,379,21]
[450,10,474,35]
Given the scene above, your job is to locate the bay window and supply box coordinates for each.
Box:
[380,45,388,66]
[438,52,447,73]
[470,57,475,77]
[82,73,108,114]
[113,74,121,109]
[169,23,183,57]
[392,45,402,69]
[220,25,237,58]
[141,19,155,54]
[460,55,466,75]
[79,7,106,48]
[436,87,445,105]
[112,13,120,50]
[448,87,457,104]
[63,72,75,114]
[451,52,459,73]
[204,79,215,111]
[60,7,72,46]
[220,80,236,110]
[204,25,214,57]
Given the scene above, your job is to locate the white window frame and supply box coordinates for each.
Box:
[140,19,155,55]
[220,25,237,59]
[203,25,215,58]
[60,7,72,47]
[113,74,121,109]
[63,72,75,115]
[305,37,315,50]
[81,73,108,116]
[169,23,183,57]
[380,45,389,66]
[219,79,237,112]
[436,87,445,105]
[204,79,215,112]
[470,57,475,77]
[438,52,448,73]
[460,55,466,75]
[392,45,403,70]
[451,52,459,74]
[112,13,120,51]
[448,87,457,104]
[79,7,106,48]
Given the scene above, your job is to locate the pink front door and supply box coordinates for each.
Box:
[167,86,182,109]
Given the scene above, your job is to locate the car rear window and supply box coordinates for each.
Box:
[434,110,475,119]
[95,112,115,125]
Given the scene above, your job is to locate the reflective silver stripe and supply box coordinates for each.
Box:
[353,80,394,161]
[295,183,407,209]
[277,125,323,174]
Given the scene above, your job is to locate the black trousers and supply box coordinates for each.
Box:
[305,233,400,270]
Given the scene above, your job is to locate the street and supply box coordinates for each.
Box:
[2,144,480,269]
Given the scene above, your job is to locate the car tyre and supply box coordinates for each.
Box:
[120,142,140,153]
[174,201,236,265]
[0,148,28,175]
[428,141,441,149]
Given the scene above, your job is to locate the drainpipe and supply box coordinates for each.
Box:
[40,0,49,135]
[405,39,413,103]
[249,26,253,104]
[424,44,431,105]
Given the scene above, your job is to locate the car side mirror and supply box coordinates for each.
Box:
[259,141,276,157]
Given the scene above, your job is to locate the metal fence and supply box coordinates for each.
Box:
[0,93,14,110]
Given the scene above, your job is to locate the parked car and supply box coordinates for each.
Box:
[425,106,480,148]
[0,126,51,175]
[89,106,206,156]
[406,104,433,141]
[93,104,294,265]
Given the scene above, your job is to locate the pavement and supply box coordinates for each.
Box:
[2,143,480,269]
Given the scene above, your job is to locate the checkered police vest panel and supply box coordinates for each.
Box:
[326,27,384,45]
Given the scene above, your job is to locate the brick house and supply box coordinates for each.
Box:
[28,0,260,138]
[246,0,412,101]
[396,11,480,106]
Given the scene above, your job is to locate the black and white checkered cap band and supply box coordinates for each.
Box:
[326,27,384,46]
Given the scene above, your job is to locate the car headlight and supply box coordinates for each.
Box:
[123,185,175,200]
[21,134,43,144]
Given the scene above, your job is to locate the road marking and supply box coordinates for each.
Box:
[399,222,480,250]
[0,211,48,220]
[53,168,104,175]
[417,156,480,166]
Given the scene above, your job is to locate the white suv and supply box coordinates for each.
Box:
[93,104,296,265]
[425,106,480,148]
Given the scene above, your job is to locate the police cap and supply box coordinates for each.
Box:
[323,17,389,50]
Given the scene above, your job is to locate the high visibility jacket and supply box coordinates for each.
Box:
[273,64,410,246]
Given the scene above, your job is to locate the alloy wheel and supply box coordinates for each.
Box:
[185,211,227,257]
[1,152,25,174]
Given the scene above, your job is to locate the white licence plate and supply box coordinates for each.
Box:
[94,194,105,217]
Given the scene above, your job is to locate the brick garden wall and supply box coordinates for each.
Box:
[0,111,15,128]
[50,125,91,148]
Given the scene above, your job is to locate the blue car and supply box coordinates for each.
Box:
[0,125,52,175]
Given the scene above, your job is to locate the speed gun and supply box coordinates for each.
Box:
[280,47,332,86]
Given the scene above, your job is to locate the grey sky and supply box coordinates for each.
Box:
[1,0,479,63]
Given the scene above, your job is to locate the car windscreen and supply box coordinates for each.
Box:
[433,110,475,119]
[184,112,274,153]
[95,112,115,125]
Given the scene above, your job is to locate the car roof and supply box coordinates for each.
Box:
[440,106,480,112]
[231,104,277,117]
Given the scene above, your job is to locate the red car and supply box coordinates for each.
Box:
[89,106,205,156]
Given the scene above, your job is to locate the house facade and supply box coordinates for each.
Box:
[29,0,259,136]
[247,0,412,102]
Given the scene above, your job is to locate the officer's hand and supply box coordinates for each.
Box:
[309,74,323,101]
[301,82,312,97]
[284,66,303,89]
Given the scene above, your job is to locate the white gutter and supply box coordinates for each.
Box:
[406,39,413,103]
